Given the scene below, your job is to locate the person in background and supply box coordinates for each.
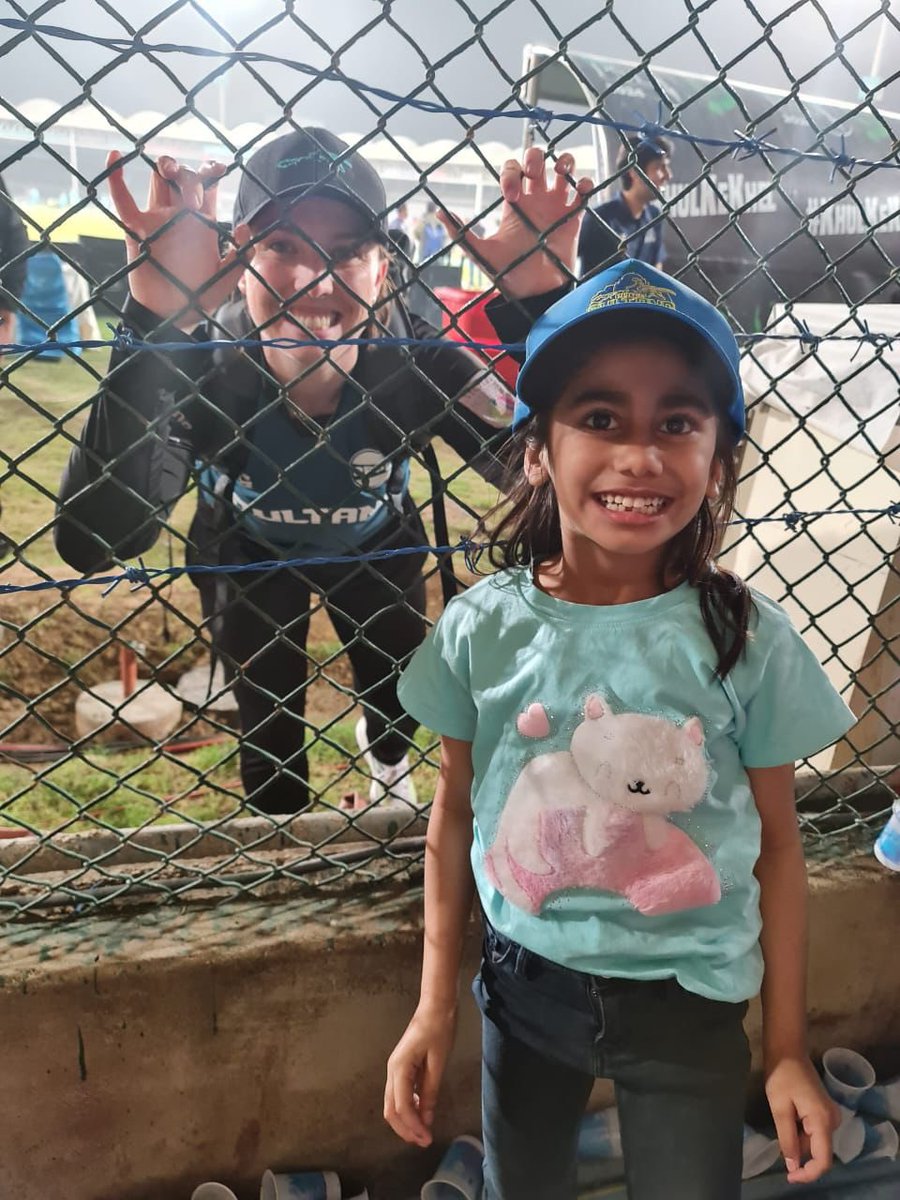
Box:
[409,200,453,325]
[413,200,448,264]
[578,135,671,275]
[0,172,28,347]
[0,172,29,558]
[388,201,411,241]
[55,130,534,817]
[386,202,415,293]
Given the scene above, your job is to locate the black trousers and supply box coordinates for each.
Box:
[475,922,751,1200]
[209,543,428,814]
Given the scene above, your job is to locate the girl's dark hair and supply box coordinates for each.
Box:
[476,318,754,679]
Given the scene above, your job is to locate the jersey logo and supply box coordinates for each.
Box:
[349,448,392,489]
[588,272,676,311]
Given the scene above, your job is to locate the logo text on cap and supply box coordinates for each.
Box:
[588,272,677,312]
[277,151,351,175]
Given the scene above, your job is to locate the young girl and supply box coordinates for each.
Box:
[383,174,855,1198]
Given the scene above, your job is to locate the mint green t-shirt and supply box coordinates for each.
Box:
[398,568,855,1002]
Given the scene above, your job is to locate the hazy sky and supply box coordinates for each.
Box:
[1,0,897,146]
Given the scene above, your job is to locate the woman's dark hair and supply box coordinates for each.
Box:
[475,318,754,679]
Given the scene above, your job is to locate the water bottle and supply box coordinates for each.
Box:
[873,799,900,871]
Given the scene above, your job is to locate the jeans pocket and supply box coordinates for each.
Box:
[676,985,749,1026]
[483,922,517,967]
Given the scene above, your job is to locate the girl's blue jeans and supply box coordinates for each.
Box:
[474,921,751,1200]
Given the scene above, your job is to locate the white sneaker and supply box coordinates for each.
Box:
[355,717,418,806]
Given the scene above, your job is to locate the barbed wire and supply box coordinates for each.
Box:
[0,18,896,179]
[3,506,898,597]
[7,325,900,359]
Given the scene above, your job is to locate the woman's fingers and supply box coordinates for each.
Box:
[499,158,524,204]
[148,155,180,210]
[105,151,142,232]
[572,175,595,199]
[148,157,206,211]
[521,145,547,193]
[198,161,227,218]
[552,152,575,193]
[436,207,463,240]
[173,164,205,211]
[437,207,487,262]
[551,154,595,213]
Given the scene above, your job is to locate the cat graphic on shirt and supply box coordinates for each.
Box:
[484,695,721,916]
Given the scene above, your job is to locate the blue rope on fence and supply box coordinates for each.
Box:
[2,506,898,597]
[5,325,900,360]
[0,18,891,178]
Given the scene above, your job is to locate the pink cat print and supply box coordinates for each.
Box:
[484,695,721,916]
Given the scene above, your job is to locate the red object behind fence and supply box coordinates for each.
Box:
[434,287,520,390]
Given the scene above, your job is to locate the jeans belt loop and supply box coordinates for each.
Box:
[513,942,531,979]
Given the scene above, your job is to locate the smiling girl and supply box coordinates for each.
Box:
[385,233,856,1196]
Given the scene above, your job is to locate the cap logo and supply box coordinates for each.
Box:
[588,271,677,312]
[277,150,351,175]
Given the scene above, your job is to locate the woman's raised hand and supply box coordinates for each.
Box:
[106,150,244,326]
[440,147,593,298]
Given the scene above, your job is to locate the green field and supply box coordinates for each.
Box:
[0,348,497,829]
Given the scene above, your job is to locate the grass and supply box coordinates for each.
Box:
[1,349,492,827]
[0,722,441,833]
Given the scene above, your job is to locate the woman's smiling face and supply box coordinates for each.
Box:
[241,195,387,391]
[525,338,722,584]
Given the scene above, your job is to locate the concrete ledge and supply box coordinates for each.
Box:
[1,858,898,1200]
[0,808,428,876]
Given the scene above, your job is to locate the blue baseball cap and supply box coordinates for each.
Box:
[513,259,745,439]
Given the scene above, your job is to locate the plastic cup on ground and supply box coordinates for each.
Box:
[741,1124,782,1179]
[420,1134,484,1200]
[260,1169,341,1200]
[873,801,900,871]
[832,1104,866,1163]
[860,1119,900,1161]
[576,1109,622,1160]
[821,1047,876,1109]
[859,1075,900,1122]
[191,1185,239,1200]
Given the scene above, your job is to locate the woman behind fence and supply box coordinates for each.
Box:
[55,130,577,817]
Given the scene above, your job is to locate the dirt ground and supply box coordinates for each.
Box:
[0,563,452,747]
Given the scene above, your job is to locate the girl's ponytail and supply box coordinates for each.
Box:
[657,438,754,678]
[697,566,754,680]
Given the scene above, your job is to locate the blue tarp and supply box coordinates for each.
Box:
[17,250,80,358]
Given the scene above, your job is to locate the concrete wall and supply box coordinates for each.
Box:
[1,858,898,1200]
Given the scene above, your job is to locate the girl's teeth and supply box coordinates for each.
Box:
[601,494,666,512]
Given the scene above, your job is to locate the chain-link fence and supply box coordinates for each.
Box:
[0,3,897,919]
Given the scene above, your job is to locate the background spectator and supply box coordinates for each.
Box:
[578,135,671,275]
